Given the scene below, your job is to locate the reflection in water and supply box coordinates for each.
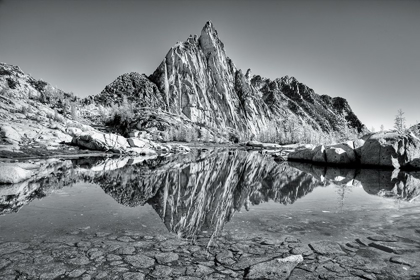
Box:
[289,161,420,202]
[1,149,420,238]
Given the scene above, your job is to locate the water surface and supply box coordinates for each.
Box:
[1,149,419,243]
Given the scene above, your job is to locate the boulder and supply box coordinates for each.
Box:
[247,255,303,279]
[325,143,357,165]
[71,132,130,153]
[0,164,34,184]
[66,127,82,137]
[359,132,420,169]
[288,145,317,161]
[408,158,420,169]
[312,145,327,163]
[353,139,365,149]
[0,125,21,143]
[127,138,147,148]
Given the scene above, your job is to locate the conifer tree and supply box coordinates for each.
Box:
[394,109,406,134]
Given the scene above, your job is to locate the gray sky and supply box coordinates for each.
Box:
[0,0,419,130]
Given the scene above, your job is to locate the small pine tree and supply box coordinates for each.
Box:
[380,125,384,133]
[394,109,406,134]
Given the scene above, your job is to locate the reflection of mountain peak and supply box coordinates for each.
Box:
[3,151,419,238]
[146,150,323,238]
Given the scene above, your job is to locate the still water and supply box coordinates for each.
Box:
[1,149,419,243]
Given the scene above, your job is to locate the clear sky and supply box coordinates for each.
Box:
[0,0,419,130]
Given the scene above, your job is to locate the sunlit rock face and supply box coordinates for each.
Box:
[97,21,366,139]
[149,22,271,136]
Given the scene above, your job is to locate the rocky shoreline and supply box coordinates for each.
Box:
[1,148,420,279]
[1,227,419,280]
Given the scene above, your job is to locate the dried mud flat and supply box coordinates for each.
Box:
[1,226,419,280]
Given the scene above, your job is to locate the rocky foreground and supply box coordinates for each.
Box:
[1,149,420,279]
[1,228,419,280]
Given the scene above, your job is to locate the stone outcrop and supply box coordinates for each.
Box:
[91,21,366,141]
[325,143,357,165]
[90,72,166,109]
[0,62,96,157]
[287,132,420,169]
[71,132,130,153]
[359,132,420,169]
[70,131,190,155]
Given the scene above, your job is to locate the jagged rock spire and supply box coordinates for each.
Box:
[199,21,225,57]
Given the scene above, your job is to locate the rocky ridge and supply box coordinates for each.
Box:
[90,21,367,142]
[0,62,191,159]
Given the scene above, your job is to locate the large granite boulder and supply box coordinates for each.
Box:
[287,144,317,161]
[312,145,327,163]
[325,143,357,165]
[359,132,420,169]
[0,125,22,144]
[71,132,130,153]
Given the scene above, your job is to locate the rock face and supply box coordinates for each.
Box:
[287,132,420,169]
[0,62,93,157]
[92,72,166,108]
[70,131,190,155]
[71,132,130,153]
[93,21,366,140]
[359,132,420,169]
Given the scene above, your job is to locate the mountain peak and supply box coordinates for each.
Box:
[199,21,225,57]
[202,21,216,35]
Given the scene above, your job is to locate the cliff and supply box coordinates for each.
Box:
[93,21,367,142]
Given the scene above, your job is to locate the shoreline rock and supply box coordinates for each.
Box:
[287,132,420,170]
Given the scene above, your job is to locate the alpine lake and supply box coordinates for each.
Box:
[1,148,419,279]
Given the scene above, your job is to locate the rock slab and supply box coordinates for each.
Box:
[247,255,303,279]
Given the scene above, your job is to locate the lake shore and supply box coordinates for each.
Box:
[1,214,419,280]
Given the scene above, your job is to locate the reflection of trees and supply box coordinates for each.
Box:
[335,184,352,213]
